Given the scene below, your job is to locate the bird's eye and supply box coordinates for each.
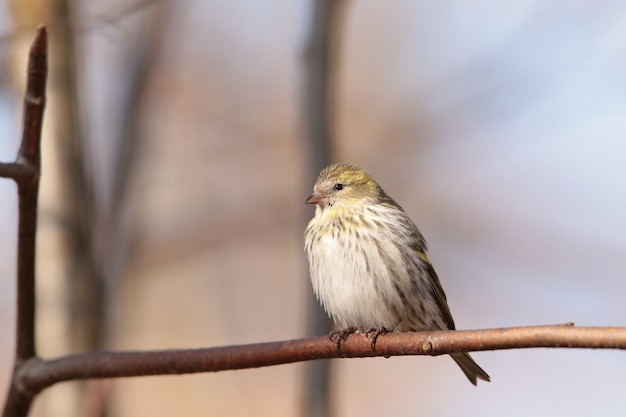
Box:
[334,183,344,191]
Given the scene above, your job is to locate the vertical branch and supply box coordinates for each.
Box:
[1,26,48,417]
[15,25,47,362]
[1,385,32,417]
[302,1,348,417]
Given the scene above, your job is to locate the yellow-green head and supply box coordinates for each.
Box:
[305,162,384,210]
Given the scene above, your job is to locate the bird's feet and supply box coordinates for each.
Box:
[365,326,393,352]
[329,327,356,351]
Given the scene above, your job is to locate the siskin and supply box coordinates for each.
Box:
[304,162,490,385]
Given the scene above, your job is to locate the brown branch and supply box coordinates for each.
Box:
[11,325,626,398]
[2,25,47,417]
[15,22,46,363]
[0,163,32,183]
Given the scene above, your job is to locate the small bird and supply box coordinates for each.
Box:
[304,162,490,385]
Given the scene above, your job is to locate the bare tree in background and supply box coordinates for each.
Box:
[3,1,173,416]
[95,2,176,414]
[302,1,348,417]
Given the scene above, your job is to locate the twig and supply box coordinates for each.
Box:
[0,163,32,183]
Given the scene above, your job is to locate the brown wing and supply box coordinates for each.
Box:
[379,196,457,331]
[421,257,456,330]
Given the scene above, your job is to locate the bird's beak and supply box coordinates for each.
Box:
[305,190,327,206]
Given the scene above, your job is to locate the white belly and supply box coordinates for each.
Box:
[306,216,411,330]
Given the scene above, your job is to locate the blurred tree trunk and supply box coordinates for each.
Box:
[96,1,176,414]
[302,1,348,417]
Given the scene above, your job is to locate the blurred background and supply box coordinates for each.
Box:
[1,0,626,416]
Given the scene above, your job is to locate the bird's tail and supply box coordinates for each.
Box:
[450,353,491,385]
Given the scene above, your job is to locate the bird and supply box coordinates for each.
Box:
[304,162,490,385]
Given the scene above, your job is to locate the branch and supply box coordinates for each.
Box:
[0,163,32,183]
[2,25,47,417]
[15,23,47,363]
[13,325,626,397]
